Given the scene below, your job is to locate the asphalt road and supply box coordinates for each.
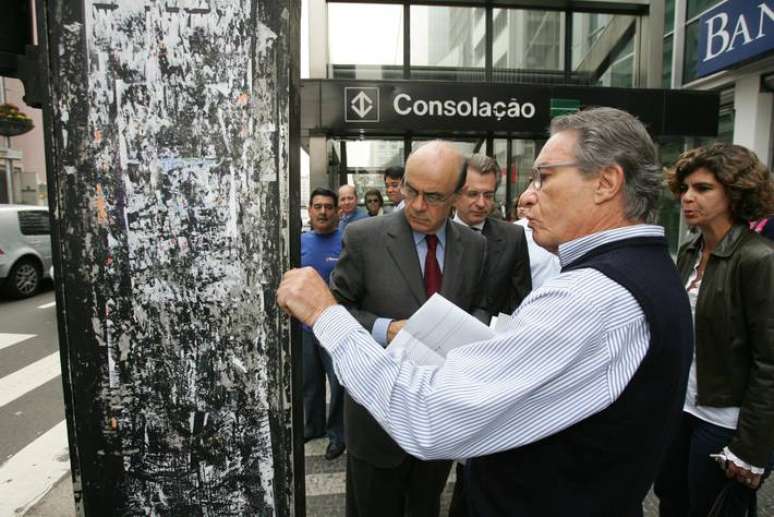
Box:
[0,285,71,517]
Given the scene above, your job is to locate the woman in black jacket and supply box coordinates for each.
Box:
[655,143,774,516]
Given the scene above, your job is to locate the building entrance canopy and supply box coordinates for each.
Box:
[302,79,720,138]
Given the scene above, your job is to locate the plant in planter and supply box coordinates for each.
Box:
[0,103,34,137]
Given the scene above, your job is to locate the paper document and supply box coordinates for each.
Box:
[389,294,495,366]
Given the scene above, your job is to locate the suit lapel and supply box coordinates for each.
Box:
[482,219,505,271]
[441,219,463,299]
[385,211,426,305]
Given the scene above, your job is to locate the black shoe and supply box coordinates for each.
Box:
[324,441,345,460]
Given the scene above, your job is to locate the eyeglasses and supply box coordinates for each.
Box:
[462,190,495,201]
[366,197,382,204]
[528,161,579,190]
[401,182,454,207]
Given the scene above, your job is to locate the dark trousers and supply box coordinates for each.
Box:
[302,329,343,444]
[346,453,452,517]
[654,412,770,517]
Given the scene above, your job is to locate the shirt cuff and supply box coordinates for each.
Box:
[371,318,392,347]
[723,446,765,474]
[313,305,364,355]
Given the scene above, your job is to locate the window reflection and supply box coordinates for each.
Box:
[327,3,403,79]
[571,13,611,70]
[510,140,538,202]
[410,5,486,81]
[597,35,634,88]
[682,20,700,85]
[492,9,565,84]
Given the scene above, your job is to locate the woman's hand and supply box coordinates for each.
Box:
[724,461,762,489]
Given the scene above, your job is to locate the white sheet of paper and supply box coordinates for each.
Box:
[388,294,495,366]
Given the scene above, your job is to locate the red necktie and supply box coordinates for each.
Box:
[424,234,442,298]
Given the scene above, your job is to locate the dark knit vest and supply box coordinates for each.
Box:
[465,236,693,516]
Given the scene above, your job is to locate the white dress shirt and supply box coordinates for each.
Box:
[314,225,661,461]
[515,218,560,289]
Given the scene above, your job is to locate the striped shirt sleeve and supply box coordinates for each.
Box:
[314,268,650,461]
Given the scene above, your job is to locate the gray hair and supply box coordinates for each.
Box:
[467,154,500,176]
[550,107,662,223]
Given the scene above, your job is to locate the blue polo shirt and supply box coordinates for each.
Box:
[301,229,342,284]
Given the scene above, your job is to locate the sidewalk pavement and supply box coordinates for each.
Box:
[22,449,774,516]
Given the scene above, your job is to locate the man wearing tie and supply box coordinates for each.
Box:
[329,140,487,517]
[453,154,531,322]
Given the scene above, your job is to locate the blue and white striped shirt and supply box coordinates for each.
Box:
[314,225,663,461]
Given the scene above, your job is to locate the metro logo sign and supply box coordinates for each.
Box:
[345,87,379,122]
[698,0,774,77]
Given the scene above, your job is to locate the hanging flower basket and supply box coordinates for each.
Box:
[0,103,34,137]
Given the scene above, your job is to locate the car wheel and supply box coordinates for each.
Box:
[3,259,41,299]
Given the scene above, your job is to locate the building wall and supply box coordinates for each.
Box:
[1,77,46,205]
[664,0,774,165]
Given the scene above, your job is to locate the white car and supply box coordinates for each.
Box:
[0,204,54,299]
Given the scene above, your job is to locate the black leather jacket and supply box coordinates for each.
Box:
[677,224,774,466]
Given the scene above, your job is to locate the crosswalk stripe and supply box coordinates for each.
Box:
[0,352,61,409]
[0,419,70,517]
[0,333,35,352]
[37,302,56,309]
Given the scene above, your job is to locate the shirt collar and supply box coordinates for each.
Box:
[558,225,664,267]
[452,214,485,231]
[313,228,339,237]
[413,221,448,248]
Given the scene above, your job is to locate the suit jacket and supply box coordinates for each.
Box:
[475,217,532,321]
[329,210,487,467]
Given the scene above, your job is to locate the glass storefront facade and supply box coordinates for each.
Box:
[411,5,486,81]
[326,2,645,86]
[308,0,725,250]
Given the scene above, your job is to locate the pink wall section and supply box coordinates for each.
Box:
[3,77,47,204]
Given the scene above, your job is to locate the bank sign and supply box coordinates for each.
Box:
[698,0,774,77]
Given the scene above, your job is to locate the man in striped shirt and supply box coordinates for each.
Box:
[278,107,693,516]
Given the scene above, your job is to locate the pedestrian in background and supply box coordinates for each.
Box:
[364,188,384,216]
[338,185,368,232]
[452,153,531,321]
[301,187,346,460]
[655,143,774,516]
[383,166,405,212]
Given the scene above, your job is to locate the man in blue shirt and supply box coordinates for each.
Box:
[338,185,367,231]
[301,187,345,460]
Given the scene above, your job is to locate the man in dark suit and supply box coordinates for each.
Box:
[453,153,532,322]
[329,141,487,517]
[449,153,532,516]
